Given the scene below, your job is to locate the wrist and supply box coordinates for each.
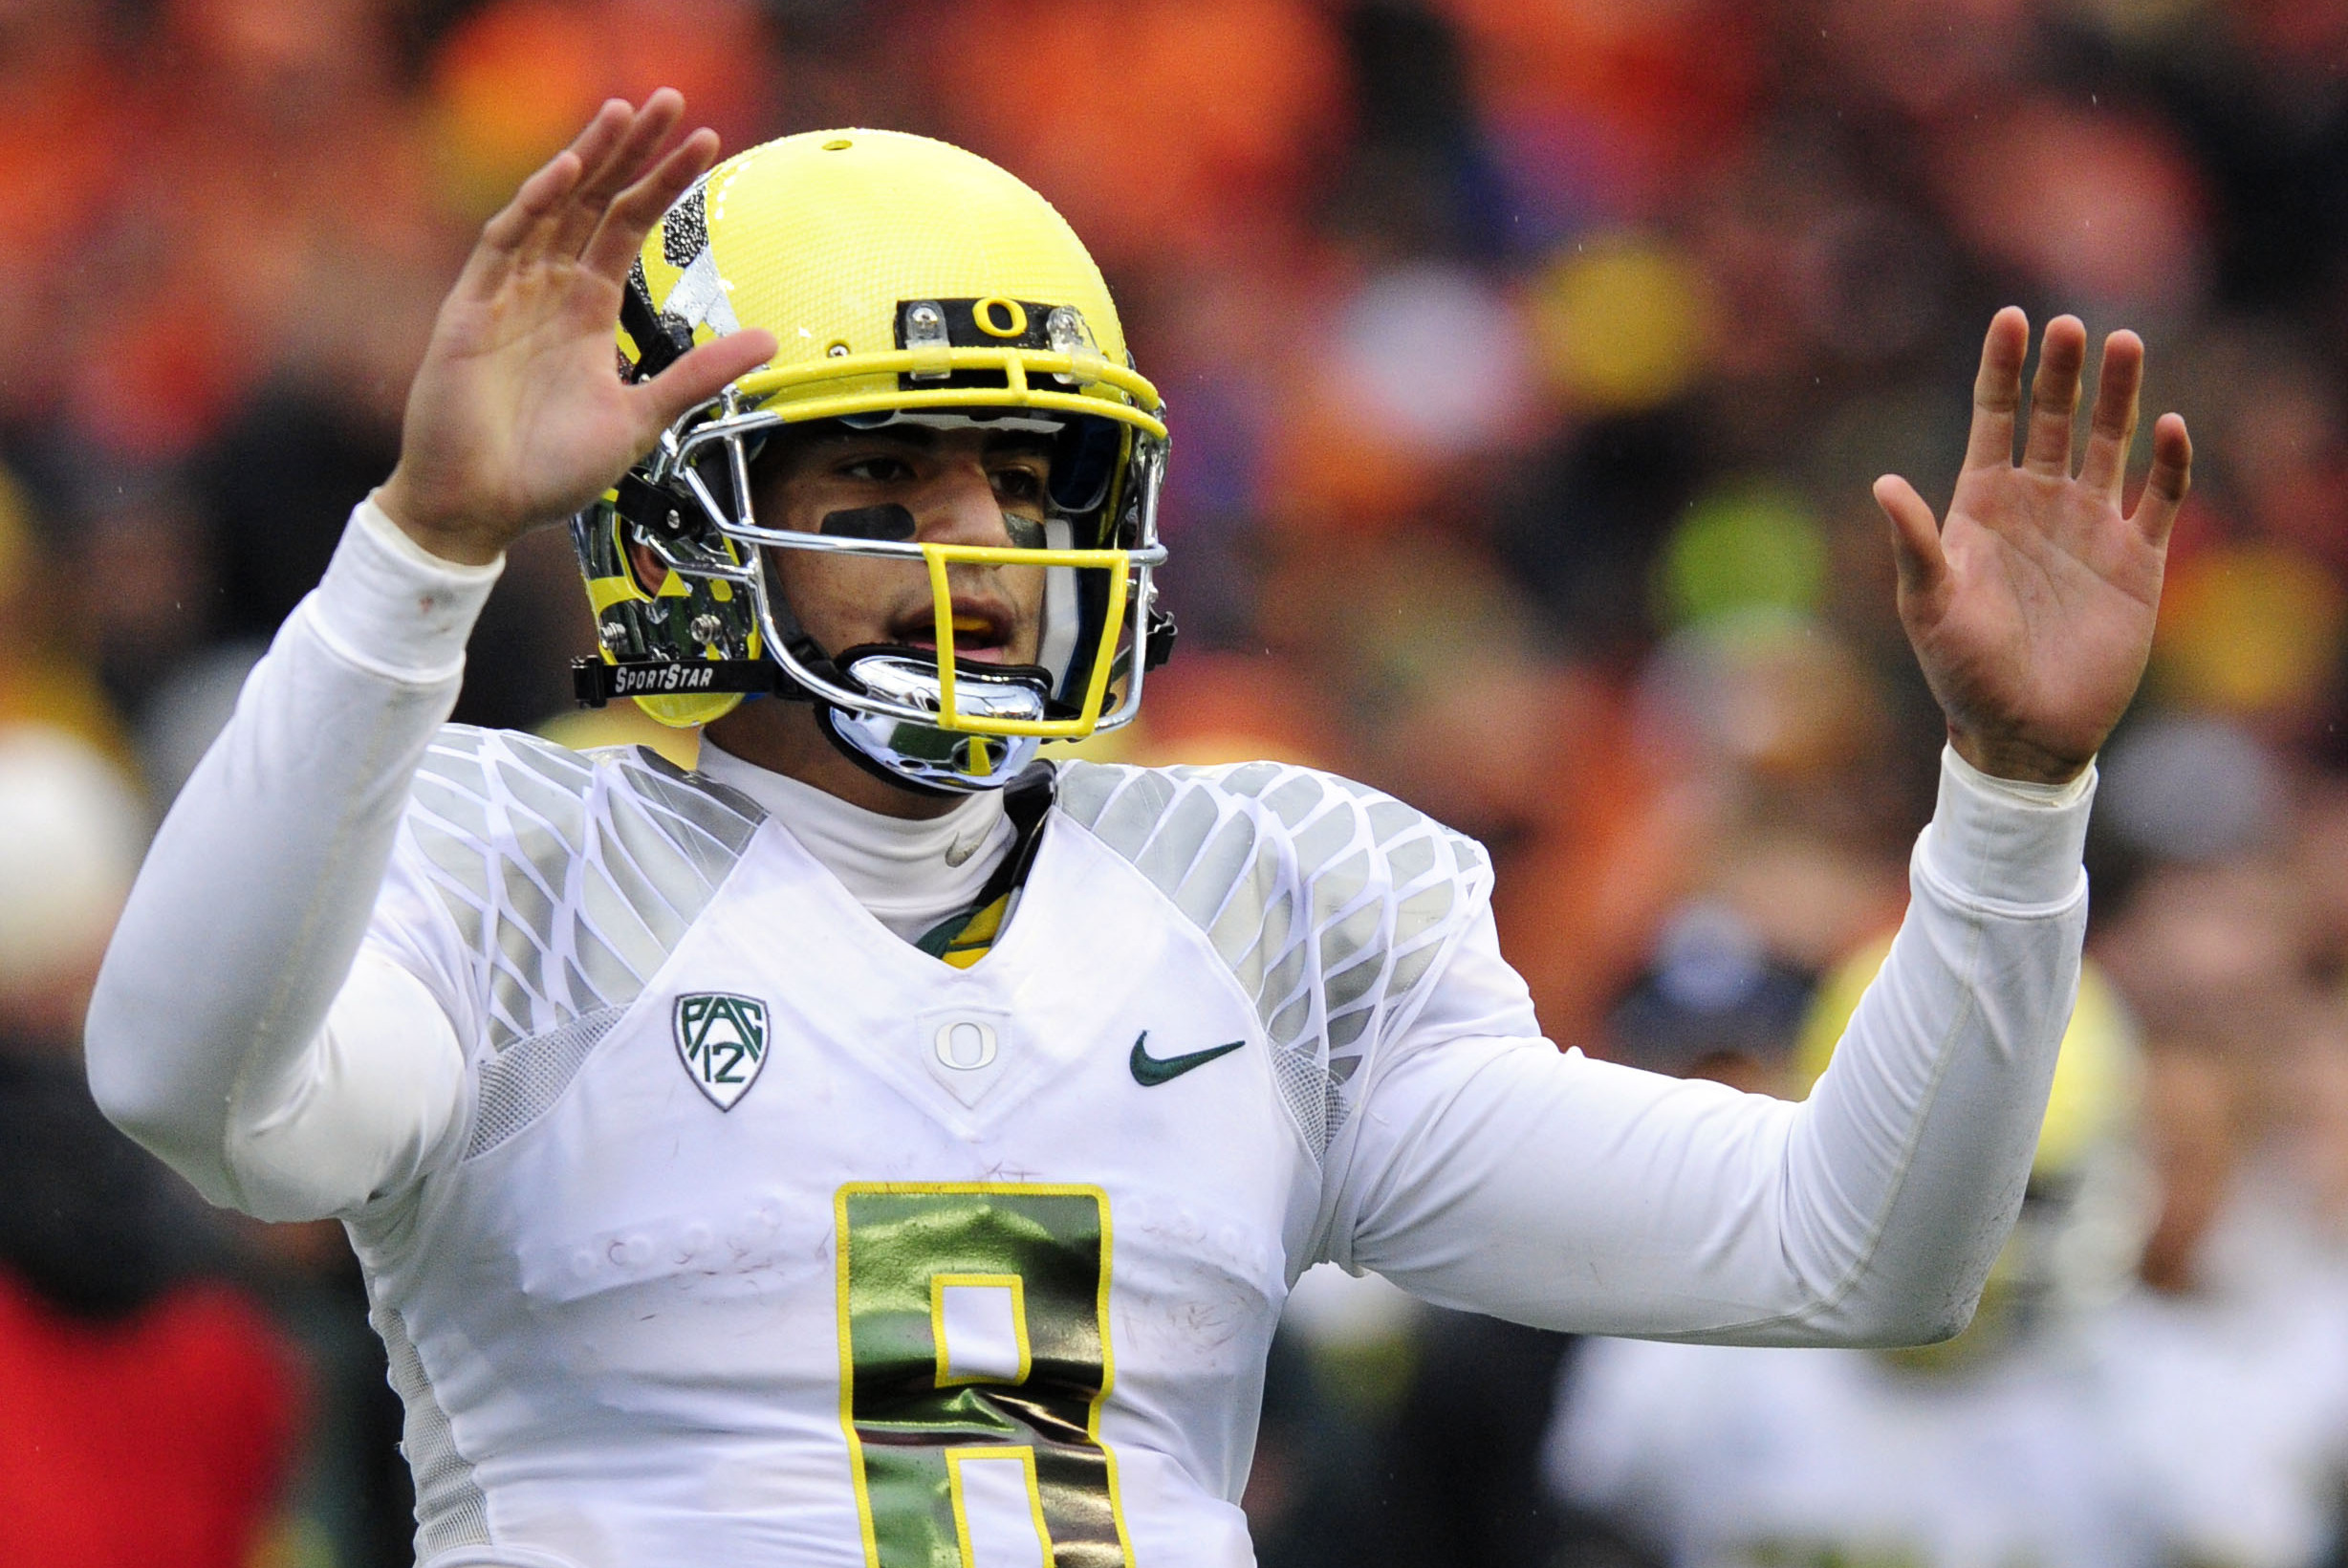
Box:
[1921,744,2094,908]
[376,468,509,569]
[308,498,504,686]
[1946,726,2092,788]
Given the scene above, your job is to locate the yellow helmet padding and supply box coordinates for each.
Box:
[1794,936,2140,1180]
[579,502,750,730]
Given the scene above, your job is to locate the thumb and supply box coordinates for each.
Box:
[632,329,780,437]
[1873,474,1947,602]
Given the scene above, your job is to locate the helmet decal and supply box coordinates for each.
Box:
[652,178,740,340]
[661,183,707,268]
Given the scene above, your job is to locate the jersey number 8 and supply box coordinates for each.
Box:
[836,1184,1132,1568]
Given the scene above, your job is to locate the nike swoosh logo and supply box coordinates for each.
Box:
[1129,1031,1245,1087]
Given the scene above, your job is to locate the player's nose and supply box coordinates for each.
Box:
[915,461,1023,549]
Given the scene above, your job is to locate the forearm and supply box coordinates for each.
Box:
[1764,748,2091,1341]
[85,499,498,1210]
[1337,749,2092,1346]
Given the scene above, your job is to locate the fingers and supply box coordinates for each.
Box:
[549,89,687,262]
[483,100,631,265]
[632,328,779,437]
[1964,307,2031,470]
[476,144,589,259]
[1873,473,1948,604]
[2076,330,2143,499]
[2021,315,2088,475]
[583,127,724,281]
[2128,412,2193,549]
[470,93,707,292]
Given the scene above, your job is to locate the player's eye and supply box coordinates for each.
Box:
[838,455,916,483]
[990,465,1045,506]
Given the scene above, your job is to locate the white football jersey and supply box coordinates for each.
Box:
[2090,1198,2348,1568]
[1553,1251,2348,1568]
[351,727,1490,1568]
[88,507,2106,1568]
[1549,1330,2159,1568]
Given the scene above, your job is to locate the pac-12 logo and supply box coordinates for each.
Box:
[674,992,770,1110]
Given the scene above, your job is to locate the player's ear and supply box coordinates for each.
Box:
[625,536,673,596]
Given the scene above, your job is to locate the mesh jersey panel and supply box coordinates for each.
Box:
[1056,759,1492,1159]
[380,727,766,1143]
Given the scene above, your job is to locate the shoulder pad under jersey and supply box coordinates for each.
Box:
[1056,759,1491,1157]
[396,727,766,1158]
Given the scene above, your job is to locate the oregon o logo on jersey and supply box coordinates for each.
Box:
[674,992,770,1110]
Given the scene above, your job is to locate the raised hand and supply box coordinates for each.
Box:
[1874,309,2191,785]
[377,92,778,566]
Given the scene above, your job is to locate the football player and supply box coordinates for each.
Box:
[87,93,2190,1568]
[1546,953,2158,1568]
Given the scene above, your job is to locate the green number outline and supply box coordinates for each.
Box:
[835,1182,1134,1568]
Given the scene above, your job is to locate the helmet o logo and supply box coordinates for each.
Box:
[972,296,1028,339]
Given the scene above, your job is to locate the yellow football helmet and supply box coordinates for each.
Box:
[569,129,1172,791]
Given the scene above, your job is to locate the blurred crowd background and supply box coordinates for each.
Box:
[9,0,2348,1564]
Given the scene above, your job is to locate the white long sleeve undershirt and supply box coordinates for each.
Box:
[695,741,1012,942]
[1332,746,2091,1344]
[88,499,2094,1346]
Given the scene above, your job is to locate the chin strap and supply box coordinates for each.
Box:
[620,264,690,380]
[813,646,1054,796]
[1143,602,1178,671]
[572,658,790,706]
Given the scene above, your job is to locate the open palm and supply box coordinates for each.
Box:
[378,93,777,565]
[1875,309,2192,785]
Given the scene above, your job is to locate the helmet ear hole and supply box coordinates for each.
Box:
[621,534,673,598]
